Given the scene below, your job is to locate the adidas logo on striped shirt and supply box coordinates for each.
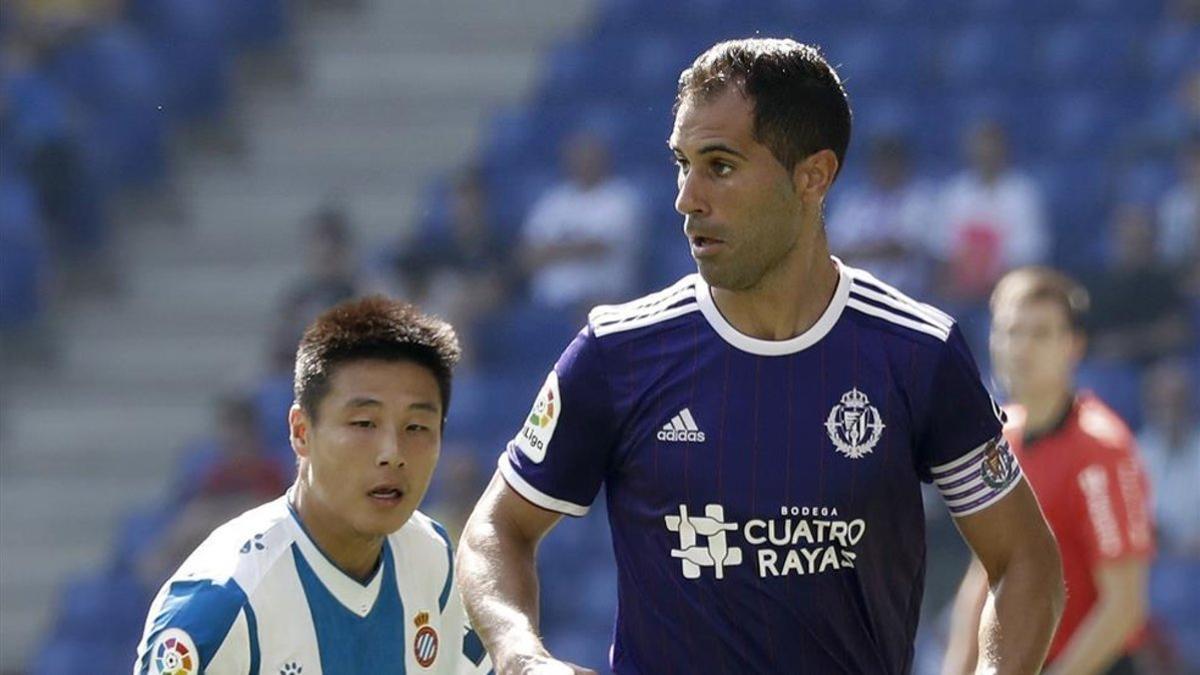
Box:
[658,408,706,443]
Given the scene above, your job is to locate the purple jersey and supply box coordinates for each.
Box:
[500,258,1020,674]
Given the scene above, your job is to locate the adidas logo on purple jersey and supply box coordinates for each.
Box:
[657,408,706,443]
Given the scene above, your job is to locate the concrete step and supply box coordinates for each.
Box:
[0,476,149,542]
[3,399,209,465]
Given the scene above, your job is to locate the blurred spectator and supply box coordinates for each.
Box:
[2,32,110,274]
[189,394,290,502]
[519,130,641,318]
[1085,204,1192,364]
[826,135,935,296]
[388,167,512,356]
[1138,361,1200,555]
[933,121,1048,307]
[270,202,360,361]
[1157,137,1200,292]
[138,395,289,587]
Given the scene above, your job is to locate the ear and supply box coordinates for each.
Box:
[1070,332,1088,365]
[289,404,311,460]
[792,149,840,203]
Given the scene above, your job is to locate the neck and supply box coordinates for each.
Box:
[291,480,384,582]
[710,226,838,341]
[1017,387,1074,438]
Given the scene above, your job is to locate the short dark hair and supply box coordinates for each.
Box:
[294,296,462,421]
[990,267,1091,332]
[675,38,852,175]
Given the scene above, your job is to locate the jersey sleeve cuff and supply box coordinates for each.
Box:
[497,454,590,517]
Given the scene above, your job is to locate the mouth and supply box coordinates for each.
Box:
[366,485,405,504]
[689,234,726,258]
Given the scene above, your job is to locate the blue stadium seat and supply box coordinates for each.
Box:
[1150,556,1200,669]
[112,505,176,572]
[1042,91,1124,157]
[1076,360,1143,430]
[253,373,298,464]
[128,0,234,121]
[48,22,170,189]
[0,174,47,328]
[219,0,289,49]
[826,26,935,90]
[1034,23,1139,87]
[1144,24,1200,85]
[937,23,1033,89]
[850,94,920,140]
[484,165,560,239]
[774,0,873,22]
[474,301,581,374]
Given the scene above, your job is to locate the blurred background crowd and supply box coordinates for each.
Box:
[0,0,1197,672]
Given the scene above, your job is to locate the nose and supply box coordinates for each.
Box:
[376,431,406,468]
[674,171,709,218]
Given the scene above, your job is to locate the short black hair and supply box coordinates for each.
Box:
[293,296,462,422]
[675,38,852,176]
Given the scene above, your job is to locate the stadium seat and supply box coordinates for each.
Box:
[219,0,289,49]
[1041,91,1124,157]
[826,26,935,90]
[473,301,581,375]
[252,373,298,463]
[0,175,47,328]
[937,23,1033,89]
[1144,24,1200,86]
[128,0,234,121]
[1034,22,1139,87]
[47,22,170,189]
[1076,360,1143,430]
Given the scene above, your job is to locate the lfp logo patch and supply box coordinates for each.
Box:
[412,611,439,668]
[514,371,560,464]
[152,628,198,675]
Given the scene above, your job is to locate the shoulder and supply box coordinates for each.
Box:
[587,274,702,340]
[841,263,956,345]
[1073,393,1137,457]
[171,496,296,596]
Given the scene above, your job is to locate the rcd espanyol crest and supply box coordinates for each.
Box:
[825,388,886,459]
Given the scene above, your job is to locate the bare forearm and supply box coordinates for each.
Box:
[942,561,988,675]
[456,517,547,668]
[1044,596,1143,675]
[984,553,1064,675]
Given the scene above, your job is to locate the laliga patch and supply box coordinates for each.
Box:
[514,371,560,464]
[152,628,199,675]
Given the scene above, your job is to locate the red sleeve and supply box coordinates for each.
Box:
[1072,444,1155,565]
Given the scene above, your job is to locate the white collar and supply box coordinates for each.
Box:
[287,496,386,618]
[695,256,850,356]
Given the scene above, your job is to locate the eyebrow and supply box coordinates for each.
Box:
[344,398,440,414]
[668,142,748,160]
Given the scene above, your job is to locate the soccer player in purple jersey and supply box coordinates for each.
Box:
[457,38,1064,674]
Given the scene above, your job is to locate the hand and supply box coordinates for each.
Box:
[502,653,599,675]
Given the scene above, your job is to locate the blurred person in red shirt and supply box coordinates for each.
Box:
[944,267,1155,675]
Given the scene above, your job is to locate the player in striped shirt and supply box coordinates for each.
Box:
[457,38,1064,674]
[944,269,1155,675]
[134,297,491,674]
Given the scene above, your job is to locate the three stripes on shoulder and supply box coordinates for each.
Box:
[845,270,954,342]
[590,277,700,338]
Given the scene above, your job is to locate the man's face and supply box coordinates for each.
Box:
[670,88,807,291]
[990,299,1082,399]
[291,359,443,539]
